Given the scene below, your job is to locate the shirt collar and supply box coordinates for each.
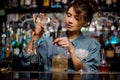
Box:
[71,33,84,47]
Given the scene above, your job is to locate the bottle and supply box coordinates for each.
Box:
[4,38,13,60]
[7,0,12,9]
[12,30,21,71]
[106,0,112,7]
[105,32,115,62]
[57,20,67,38]
[61,0,68,8]
[57,21,62,38]
[99,34,106,50]
[101,0,106,7]
[0,38,13,71]
[2,38,13,70]
[115,30,120,61]
[43,0,50,8]
[12,0,19,8]
[24,0,31,9]
[1,22,6,47]
[31,0,37,8]
[19,0,25,9]
[98,47,110,72]
[106,42,115,62]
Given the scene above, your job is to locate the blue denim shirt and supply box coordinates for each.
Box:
[20,33,100,72]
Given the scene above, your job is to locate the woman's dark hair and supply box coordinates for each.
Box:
[65,0,99,25]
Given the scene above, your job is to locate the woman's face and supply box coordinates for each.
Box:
[65,7,86,32]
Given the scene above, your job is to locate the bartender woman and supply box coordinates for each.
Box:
[20,0,100,72]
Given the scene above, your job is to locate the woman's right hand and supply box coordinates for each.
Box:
[32,13,45,41]
[25,13,45,53]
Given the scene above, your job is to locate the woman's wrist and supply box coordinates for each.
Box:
[69,44,75,57]
[25,39,35,53]
[32,34,41,41]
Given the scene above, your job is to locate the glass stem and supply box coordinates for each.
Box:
[80,60,84,72]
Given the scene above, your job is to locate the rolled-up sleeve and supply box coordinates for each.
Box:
[84,39,100,72]
[19,49,31,67]
[38,40,48,71]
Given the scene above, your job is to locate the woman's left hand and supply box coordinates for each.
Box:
[53,37,74,53]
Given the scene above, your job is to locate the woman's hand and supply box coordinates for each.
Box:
[53,37,75,54]
[32,13,45,40]
[25,13,45,53]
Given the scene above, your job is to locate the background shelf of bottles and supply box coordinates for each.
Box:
[0,0,120,14]
[1,0,72,14]
[97,0,120,11]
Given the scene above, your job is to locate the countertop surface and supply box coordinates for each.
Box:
[1,70,120,80]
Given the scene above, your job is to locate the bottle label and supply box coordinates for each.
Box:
[43,0,49,7]
[25,0,31,5]
[20,0,24,7]
[13,48,20,55]
[106,50,114,58]
[62,0,68,4]
[115,46,120,54]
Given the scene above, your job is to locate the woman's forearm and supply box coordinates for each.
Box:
[25,35,41,53]
[25,39,33,53]
[69,46,86,71]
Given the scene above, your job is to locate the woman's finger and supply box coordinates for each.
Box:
[53,37,67,43]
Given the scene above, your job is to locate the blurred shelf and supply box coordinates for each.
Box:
[4,7,120,14]
[99,7,120,12]
[5,8,65,14]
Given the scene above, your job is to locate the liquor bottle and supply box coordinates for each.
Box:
[7,0,12,9]
[0,38,13,71]
[115,30,120,61]
[0,43,2,59]
[43,0,50,8]
[12,0,19,8]
[6,24,11,38]
[105,42,115,62]
[12,30,21,70]
[49,26,56,40]
[19,0,25,9]
[57,21,62,38]
[99,34,106,50]
[51,0,62,8]
[24,0,31,9]
[5,38,13,60]
[100,0,107,7]
[112,0,117,7]
[1,22,6,47]
[61,0,68,8]
[106,0,112,7]
[0,27,6,60]
[31,0,37,8]
[105,31,115,62]
[19,35,26,53]
[57,20,67,37]
[98,47,110,72]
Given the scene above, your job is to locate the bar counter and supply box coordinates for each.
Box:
[0,70,120,80]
